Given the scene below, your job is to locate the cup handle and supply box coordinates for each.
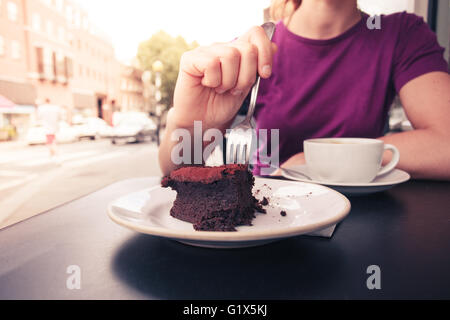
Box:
[377,144,400,177]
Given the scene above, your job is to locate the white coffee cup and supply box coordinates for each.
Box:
[304,138,400,183]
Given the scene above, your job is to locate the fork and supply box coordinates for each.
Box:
[226,22,276,165]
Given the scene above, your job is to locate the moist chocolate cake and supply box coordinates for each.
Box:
[161,164,265,231]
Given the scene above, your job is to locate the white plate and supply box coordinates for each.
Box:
[108,177,351,248]
[281,165,410,196]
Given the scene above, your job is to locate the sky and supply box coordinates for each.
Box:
[75,0,414,63]
[75,0,272,62]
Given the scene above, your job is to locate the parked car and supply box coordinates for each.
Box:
[110,116,157,144]
[0,125,17,141]
[73,117,113,140]
[26,122,79,145]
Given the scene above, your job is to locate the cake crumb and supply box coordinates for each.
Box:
[255,202,267,214]
[261,197,269,206]
[263,184,272,190]
[280,211,287,217]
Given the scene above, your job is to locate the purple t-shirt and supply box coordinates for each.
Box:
[253,12,448,175]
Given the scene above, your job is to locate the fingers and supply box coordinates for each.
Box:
[239,26,275,79]
[179,25,276,94]
[227,41,258,96]
[180,43,257,95]
[180,49,222,88]
[208,45,241,94]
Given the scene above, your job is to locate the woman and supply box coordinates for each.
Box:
[159,0,450,180]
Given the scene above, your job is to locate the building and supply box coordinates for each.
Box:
[0,0,37,137]
[119,63,145,113]
[0,0,127,133]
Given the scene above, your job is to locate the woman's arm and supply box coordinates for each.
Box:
[380,71,450,180]
[273,72,450,180]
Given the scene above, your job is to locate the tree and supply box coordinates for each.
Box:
[137,31,198,109]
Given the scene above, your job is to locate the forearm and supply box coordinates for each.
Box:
[380,129,450,180]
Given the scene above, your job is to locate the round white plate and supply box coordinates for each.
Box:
[281,165,410,196]
[108,177,351,248]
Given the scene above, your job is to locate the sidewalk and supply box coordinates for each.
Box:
[0,141,161,230]
[0,140,27,152]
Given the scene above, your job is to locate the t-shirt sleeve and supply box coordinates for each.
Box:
[393,12,448,92]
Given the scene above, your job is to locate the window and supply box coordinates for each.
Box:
[36,47,44,74]
[55,51,65,77]
[46,20,54,37]
[66,5,73,24]
[67,32,73,46]
[122,96,129,109]
[43,47,55,79]
[0,36,5,56]
[55,0,63,12]
[65,57,73,78]
[74,11,81,28]
[58,27,65,43]
[7,1,18,22]
[32,13,41,32]
[82,16,89,30]
[11,40,20,59]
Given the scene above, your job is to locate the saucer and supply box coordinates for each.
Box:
[281,165,410,196]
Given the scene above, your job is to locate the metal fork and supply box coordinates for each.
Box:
[226,22,276,165]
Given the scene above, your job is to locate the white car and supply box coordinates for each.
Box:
[73,117,113,140]
[58,122,80,143]
[110,116,157,144]
[26,124,47,145]
[26,122,79,145]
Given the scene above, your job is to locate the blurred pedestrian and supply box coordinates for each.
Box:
[37,98,62,160]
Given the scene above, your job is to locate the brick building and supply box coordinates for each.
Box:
[119,63,145,113]
[0,0,37,105]
[0,0,130,131]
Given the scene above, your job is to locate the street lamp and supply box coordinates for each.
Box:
[141,70,152,113]
[152,60,164,146]
[141,70,152,85]
[152,60,163,114]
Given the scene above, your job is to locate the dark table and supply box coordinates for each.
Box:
[1,177,449,300]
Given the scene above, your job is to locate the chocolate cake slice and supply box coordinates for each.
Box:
[161,164,265,231]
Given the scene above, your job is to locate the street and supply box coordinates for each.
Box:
[0,139,161,229]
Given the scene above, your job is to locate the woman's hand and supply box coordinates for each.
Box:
[159,26,277,175]
[171,26,277,130]
[271,152,306,176]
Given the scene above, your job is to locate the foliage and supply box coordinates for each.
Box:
[137,31,198,108]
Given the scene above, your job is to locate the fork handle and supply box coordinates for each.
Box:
[244,22,276,124]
